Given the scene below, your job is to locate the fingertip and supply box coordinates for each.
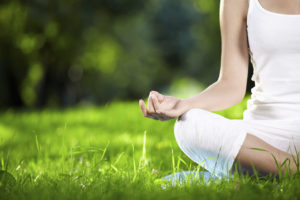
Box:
[150,90,156,96]
[150,91,163,102]
[138,100,147,116]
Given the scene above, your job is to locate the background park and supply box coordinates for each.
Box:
[0,0,299,199]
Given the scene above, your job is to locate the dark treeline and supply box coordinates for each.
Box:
[0,0,253,109]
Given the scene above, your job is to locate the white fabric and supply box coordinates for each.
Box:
[244,0,300,120]
[174,109,248,177]
[174,0,300,177]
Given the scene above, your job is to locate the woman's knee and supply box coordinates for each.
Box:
[175,108,213,128]
[173,109,247,176]
[173,108,233,156]
[175,108,207,131]
[174,108,212,148]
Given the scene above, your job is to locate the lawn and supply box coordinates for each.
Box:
[0,97,300,200]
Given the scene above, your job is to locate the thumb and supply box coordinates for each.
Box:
[139,99,148,117]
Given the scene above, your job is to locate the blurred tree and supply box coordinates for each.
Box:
[0,0,253,109]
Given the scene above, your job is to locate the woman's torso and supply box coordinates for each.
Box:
[243,0,300,120]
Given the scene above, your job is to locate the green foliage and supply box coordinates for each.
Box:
[0,0,234,109]
[0,99,300,200]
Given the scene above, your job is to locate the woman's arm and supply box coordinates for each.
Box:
[140,0,250,120]
[182,0,250,112]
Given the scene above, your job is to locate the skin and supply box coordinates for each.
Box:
[139,0,300,175]
[258,0,300,15]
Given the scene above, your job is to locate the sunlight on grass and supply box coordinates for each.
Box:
[0,125,14,142]
[0,98,300,199]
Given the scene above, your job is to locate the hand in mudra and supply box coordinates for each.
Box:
[139,91,187,121]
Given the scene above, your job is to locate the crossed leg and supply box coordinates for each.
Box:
[234,133,298,175]
[174,108,299,177]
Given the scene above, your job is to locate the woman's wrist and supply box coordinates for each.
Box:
[177,98,192,115]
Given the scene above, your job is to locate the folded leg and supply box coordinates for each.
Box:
[234,133,299,175]
[174,108,248,177]
[174,108,299,177]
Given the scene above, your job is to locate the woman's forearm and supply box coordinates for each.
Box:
[179,80,245,113]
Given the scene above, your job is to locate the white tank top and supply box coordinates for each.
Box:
[243,0,300,120]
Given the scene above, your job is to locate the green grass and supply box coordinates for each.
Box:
[0,97,300,200]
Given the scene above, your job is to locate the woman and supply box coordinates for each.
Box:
[139,0,300,179]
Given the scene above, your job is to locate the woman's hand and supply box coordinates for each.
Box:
[139,91,188,121]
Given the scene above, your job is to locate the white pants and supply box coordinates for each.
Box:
[174,108,300,177]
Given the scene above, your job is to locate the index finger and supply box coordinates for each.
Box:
[151,95,161,114]
[150,91,164,102]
